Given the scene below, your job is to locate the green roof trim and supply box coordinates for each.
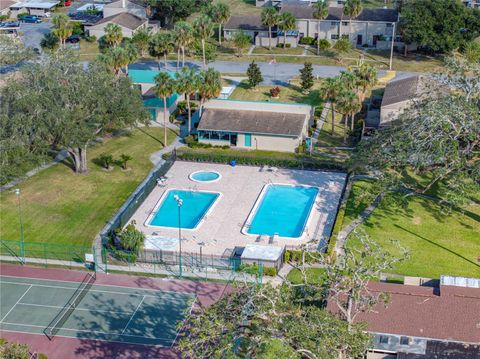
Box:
[143,94,179,108]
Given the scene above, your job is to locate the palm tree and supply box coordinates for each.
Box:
[154,72,175,146]
[175,67,199,134]
[122,42,138,74]
[198,68,221,115]
[343,0,363,43]
[149,32,173,70]
[312,0,328,55]
[278,12,296,48]
[208,3,231,45]
[336,89,361,143]
[261,6,279,50]
[194,15,214,68]
[173,21,194,68]
[51,13,72,48]
[99,46,129,75]
[350,60,378,103]
[104,23,123,48]
[132,28,151,58]
[320,77,342,135]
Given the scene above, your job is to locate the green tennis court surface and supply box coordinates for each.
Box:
[0,275,195,347]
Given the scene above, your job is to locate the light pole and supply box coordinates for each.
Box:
[174,194,183,277]
[13,188,25,264]
[389,21,396,71]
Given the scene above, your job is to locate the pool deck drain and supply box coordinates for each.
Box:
[130,161,347,255]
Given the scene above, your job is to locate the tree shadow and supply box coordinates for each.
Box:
[393,224,480,270]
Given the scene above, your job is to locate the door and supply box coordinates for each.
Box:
[357,34,362,46]
[148,108,156,121]
[244,133,252,147]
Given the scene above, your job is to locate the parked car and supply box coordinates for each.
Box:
[64,1,72,6]
[21,15,42,23]
[66,35,80,43]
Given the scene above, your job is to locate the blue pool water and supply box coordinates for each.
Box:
[190,171,221,182]
[149,190,219,229]
[247,185,319,238]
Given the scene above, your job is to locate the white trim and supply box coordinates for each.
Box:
[241,183,320,240]
[144,188,222,231]
[0,285,32,322]
[189,170,222,183]
[121,295,145,334]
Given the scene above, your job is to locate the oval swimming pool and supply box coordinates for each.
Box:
[189,171,221,183]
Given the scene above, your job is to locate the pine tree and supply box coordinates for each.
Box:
[247,61,263,89]
[299,62,314,93]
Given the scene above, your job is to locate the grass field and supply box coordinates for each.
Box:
[286,268,326,285]
[214,0,261,15]
[0,127,177,247]
[316,109,352,147]
[230,80,324,107]
[344,180,480,279]
[252,46,305,55]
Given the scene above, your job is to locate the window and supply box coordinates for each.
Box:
[331,21,339,26]
[342,21,349,26]
[331,34,339,40]
[386,23,393,27]
[400,336,410,345]
[379,336,389,345]
[341,34,349,39]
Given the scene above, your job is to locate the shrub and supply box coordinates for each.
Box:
[0,15,9,21]
[85,35,97,42]
[270,86,281,97]
[314,106,323,118]
[263,266,278,276]
[299,36,314,45]
[284,249,319,264]
[40,32,59,51]
[97,153,114,169]
[17,12,29,19]
[71,21,83,36]
[116,222,145,254]
[176,101,188,114]
[238,263,277,276]
[318,38,331,50]
[119,154,132,170]
[0,339,36,359]
[176,149,346,171]
[296,142,306,154]
[333,38,352,52]
[276,43,291,48]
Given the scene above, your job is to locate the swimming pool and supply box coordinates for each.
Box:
[146,189,220,230]
[189,170,221,183]
[243,184,319,238]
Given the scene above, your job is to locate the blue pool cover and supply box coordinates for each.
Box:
[247,185,319,238]
[149,190,219,229]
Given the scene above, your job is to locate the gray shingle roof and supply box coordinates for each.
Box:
[91,12,146,30]
[224,15,269,31]
[280,5,398,22]
[381,75,420,107]
[198,108,307,137]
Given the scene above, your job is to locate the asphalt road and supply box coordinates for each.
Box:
[20,21,53,49]
[129,60,421,85]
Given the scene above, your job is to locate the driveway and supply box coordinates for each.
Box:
[131,60,390,85]
[20,21,53,49]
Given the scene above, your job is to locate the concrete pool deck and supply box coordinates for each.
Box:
[129,161,347,256]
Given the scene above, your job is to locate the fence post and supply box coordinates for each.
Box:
[44,243,47,268]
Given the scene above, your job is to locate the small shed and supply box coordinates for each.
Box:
[240,244,284,269]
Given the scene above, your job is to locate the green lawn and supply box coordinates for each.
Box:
[252,46,305,55]
[344,180,480,279]
[78,39,101,61]
[316,109,353,147]
[230,80,324,108]
[286,268,326,285]
[0,127,177,247]
[214,0,261,15]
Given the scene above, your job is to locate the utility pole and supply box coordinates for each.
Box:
[389,21,396,71]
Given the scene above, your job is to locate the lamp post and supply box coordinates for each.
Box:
[174,194,183,277]
[389,21,396,71]
[13,188,25,264]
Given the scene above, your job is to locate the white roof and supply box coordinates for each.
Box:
[76,3,104,11]
[241,244,283,262]
[11,0,59,9]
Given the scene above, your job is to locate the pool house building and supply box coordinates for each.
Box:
[128,68,179,123]
[197,100,313,153]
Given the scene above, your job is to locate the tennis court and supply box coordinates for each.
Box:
[0,274,195,347]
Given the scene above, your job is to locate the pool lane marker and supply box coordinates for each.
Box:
[0,285,33,323]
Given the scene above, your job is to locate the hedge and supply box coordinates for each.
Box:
[237,263,277,276]
[176,150,346,171]
[284,249,320,264]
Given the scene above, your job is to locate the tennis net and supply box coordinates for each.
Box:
[43,272,96,340]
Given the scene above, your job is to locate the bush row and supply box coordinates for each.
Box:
[238,263,277,276]
[177,151,346,171]
[284,249,320,264]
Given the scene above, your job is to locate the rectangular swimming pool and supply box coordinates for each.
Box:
[147,189,220,230]
[244,184,319,238]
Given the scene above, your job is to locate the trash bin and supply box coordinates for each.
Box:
[231,160,236,167]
